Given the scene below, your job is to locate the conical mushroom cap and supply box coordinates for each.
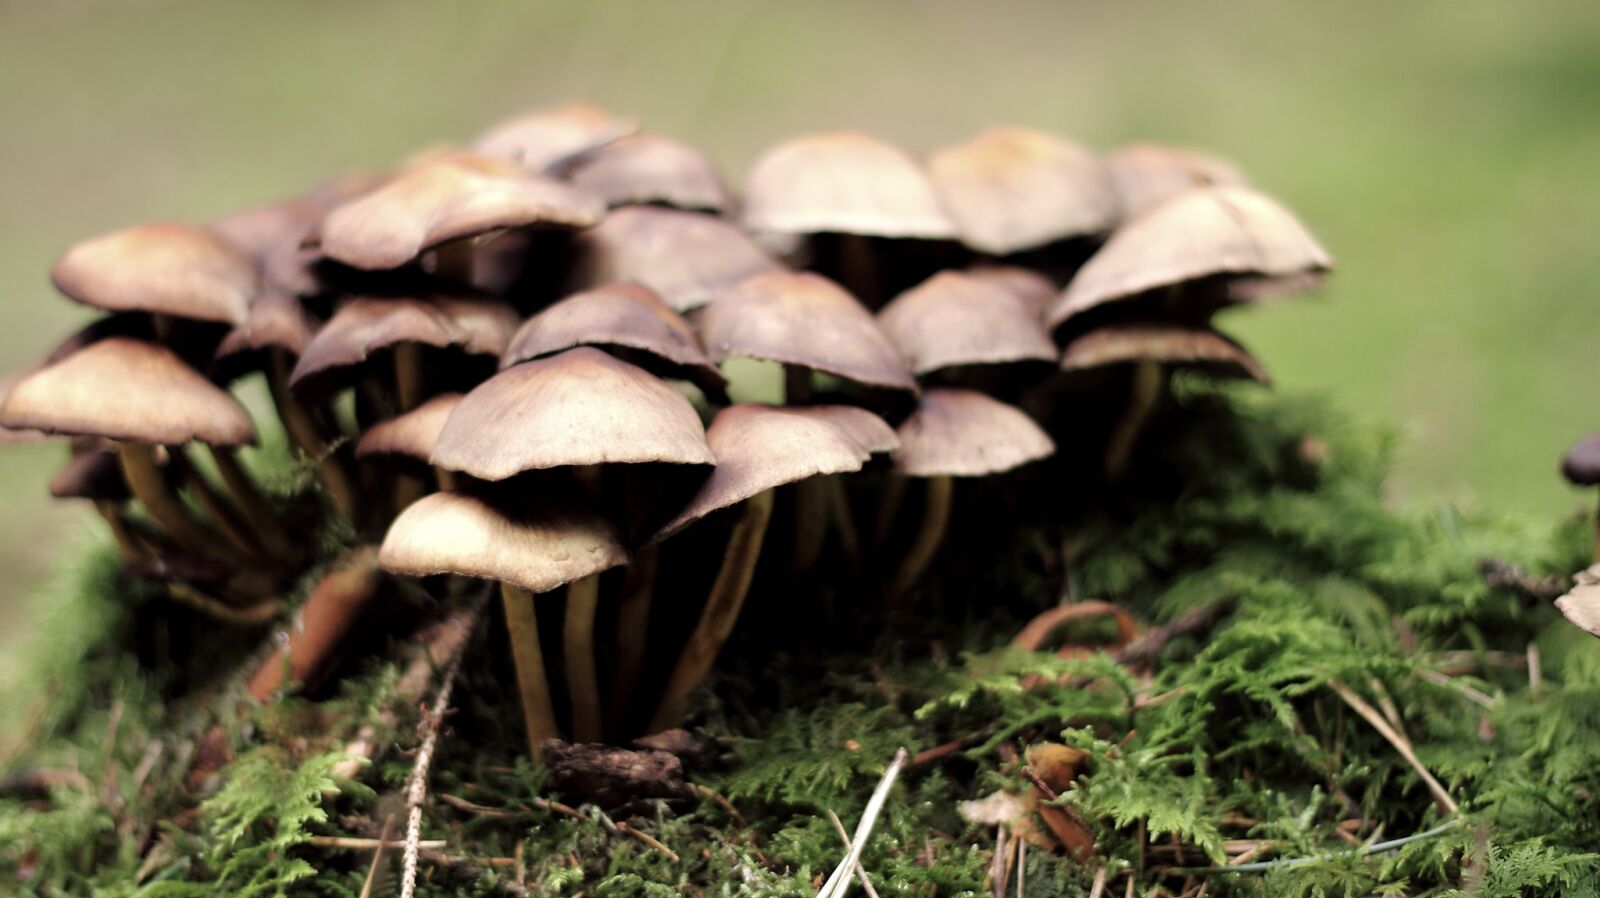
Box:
[877,270,1056,375]
[1059,322,1270,384]
[316,153,604,270]
[1556,565,1600,639]
[743,132,955,239]
[51,222,258,325]
[656,404,890,539]
[290,296,514,386]
[380,490,627,594]
[50,447,128,501]
[432,295,521,357]
[215,173,385,294]
[700,271,917,392]
[1050,185,1332,326]
[893,388,1053,477]
[215,292,320,363]
[569,206,780,311]
[0,337,255,446]
[1562,433,1600,486]
[356,393,463,460]
[963,265,1058,318]
[790,404,900,455]
[0,372,46,443]
[475,102,638,173]
[1107,142,1247,219]
[502,283,723,389]
[929,127,1117,254]
[432,347,714,480]
[569,133,731,213]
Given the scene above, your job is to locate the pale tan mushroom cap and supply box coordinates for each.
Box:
[743,132,956,239]
[475,102,639,173]
[893,388,1053,477]
[963,264,1058,318]
[929,127,1117,254]
[0,337,256,446]
[700,271,917,392]
[656,403,890,539]
[0,372,46,443]
[1049,184,1332,326]
[432,346,714,480]
[501,283,715,377]
[1106,142,1247,219]
[290,296,513,385]
[569,206,780,311]
[1059,322,1271,384]
[788,404,900,455]
[570,132,732,212]
[51,221,258,325]
[215,292,320,362]
[1556,565,1600,639]
[317,153,604,270]
[355,392,464,460]
[877,270,1056,374]
[380,491,627,594]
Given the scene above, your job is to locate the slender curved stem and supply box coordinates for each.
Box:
[117,443,248,565]
[93,500,146,563]
[608,544,658,735]
[649,489,775,733]
[501,583,559,761]
[211,446,299,563]
[564,574,603,743]
[885,475,953,602]
[1104,359,1165,481]
[825,476,861,572]
[269,349,359,521]
[873,471,908,548]
[393,343,426,413]
[179,454,262,559]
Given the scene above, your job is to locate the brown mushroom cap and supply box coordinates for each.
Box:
[0,337,255,446]
[569,206,780,312]
[51,221,258,325]
[1049,185,1332,326]
[290,296,515,386]
[1059,322,1271,384]
[1562,433,1600,486]
[431,347,714,480]
[699,271,917,392]
[893,388,1054,477]
[475,102,639,173]
[743,132,956,239]
[380,490,627,594]
[355,393,464,460]
[790,404,900,455]
[1106,142,1247,219]
[929,127,1117,255]
[877,270,1057,375]
[1556,565,1600,638]
[315,153,604,270]
[215,173,386,294]
[215,292,320,364]
[569,132,732,213]
[655,403,892,540]
[0,372,46,443]
[50,447,129,501]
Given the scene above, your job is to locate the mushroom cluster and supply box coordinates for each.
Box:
[0,104,1330,757]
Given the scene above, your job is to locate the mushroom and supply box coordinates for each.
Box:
[928,127,1118,256]
[1047,184,1332,328]
[380,489,628,759]
[645,404,897,731]
[1105,142,1247,220]
[1060,322,1270,479]
[568,205,781,312]
[475,102,638,174]
[430,347,714,743]
[51,221,258,329]
[962,264,1060,319]
[355,392,464,491]
[567,132,732,214]
[885,388,1054,600]
[1562,433,1600,563]
[48,444,151,562]
[1555,565,1600,639]
[877,270,1057,378]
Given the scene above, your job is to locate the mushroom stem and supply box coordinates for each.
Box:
[393,343,426,412]
[210,446,299,564]
[608,544,659,735]
[885,475,953,602]
[783,365,812,405]
[433,239,475,284]
[649,489,775,733]
[501,583,559,762]
[563,573,604,743]
[117,442,248,566]
[836,233,880,307]
[181,462,262,559]
[93,500,146,563]
[783,364,830,571]
[873,471,909,548]
[1104,359,1165,481]
[268,350,358,522]
[826,476,862,572]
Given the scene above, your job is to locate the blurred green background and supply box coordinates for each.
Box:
[2,0,1598,630]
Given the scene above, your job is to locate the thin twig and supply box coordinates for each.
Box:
[818,748,909,898]
[1526,642,1542,696]
[437,792,679,860]
[1087,865,1107,898]
[826,809,882,898]
[1327,679,1457,816]
[311,835,445,850]
[1165,818,1463,875]
[692,782,746,826]
[399,628,471,898]
[1416,670,1496,710]
[358,815,395,898]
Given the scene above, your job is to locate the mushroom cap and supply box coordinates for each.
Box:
[1106,142,1247,219]
[1059,322,1271,384]
[316,153,604,270]
[743,132,956,239]
[0,372,47,443]
[51,221,258,325]
[1556,565,1600,639]
[1049,185,1332,326]
[215,173,386,294]
[792,404,900,455]
[475,102,638,173]
[290,295,516,386]
[215,292,320,363]
[355,393,464,460]
[962,264,1058,318]
[877,270,1057,375]
[929,127,1117,254]
[380,490,627,594]
[0,337,256,446]
[893,388,1054,477]
[699,271,917,392]
[432,346,714,480]
[1561,433,1600,486]
[50,447,128,501]
[569,206,780,312]
[655,403,891,539]
[569,132,732,213]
